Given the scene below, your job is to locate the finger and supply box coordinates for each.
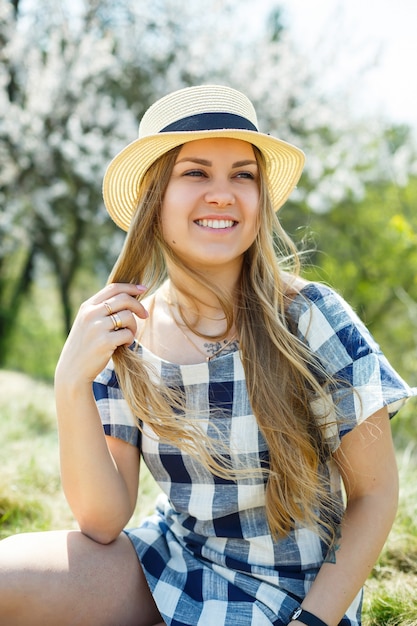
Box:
[108,327,137,350]
[102,299,149,322]
[92,283,147,306]
[108,313,124,331]
[107,310,137,335]
[99,287,149,320]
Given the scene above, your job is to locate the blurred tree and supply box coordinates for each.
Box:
[289,127,417,380]
[0,0,135,360]
[1,0,416,375]
[1,0,260,359]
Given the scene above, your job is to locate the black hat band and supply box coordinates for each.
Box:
[160,112,258,133]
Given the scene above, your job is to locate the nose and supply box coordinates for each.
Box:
[204,183,235,208]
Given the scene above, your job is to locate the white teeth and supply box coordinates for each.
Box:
[196,219,235,229]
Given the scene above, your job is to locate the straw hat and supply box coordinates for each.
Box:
[102,84,305,231]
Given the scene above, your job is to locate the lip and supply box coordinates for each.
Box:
[193,214,239,231]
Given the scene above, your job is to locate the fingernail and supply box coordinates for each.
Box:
[136,284,148,291]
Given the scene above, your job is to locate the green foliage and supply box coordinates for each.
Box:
[3,264,106,381]
[4,0,416,372]
[3,271,64,380]
[283,176,417,385]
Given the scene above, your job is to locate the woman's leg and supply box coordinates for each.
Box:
[0,529,165,626]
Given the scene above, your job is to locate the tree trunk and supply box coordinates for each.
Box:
[0,244,36,366]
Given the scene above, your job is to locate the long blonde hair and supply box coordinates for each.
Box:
[109,145,340,544]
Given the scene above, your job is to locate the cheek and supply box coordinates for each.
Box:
[249,201,261,230]
[160,208,178,247]
[160,198,171,233]
[161,219,174,245]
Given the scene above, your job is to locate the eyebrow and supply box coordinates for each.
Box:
[175,157,258,168]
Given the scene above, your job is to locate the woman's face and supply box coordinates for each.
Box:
[161,137,260,273]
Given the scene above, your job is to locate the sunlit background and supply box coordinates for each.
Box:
[260,0,417,129]
[1,4,417,619]
[1,0,416,383]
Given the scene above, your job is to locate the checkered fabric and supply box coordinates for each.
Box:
[93,283,416,626]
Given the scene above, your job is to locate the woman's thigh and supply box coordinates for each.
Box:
[0,529,164,626]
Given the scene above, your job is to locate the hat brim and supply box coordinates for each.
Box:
[102,129,305,231]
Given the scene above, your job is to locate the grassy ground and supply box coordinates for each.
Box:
[1,369,417,625]
[0,370,160,536]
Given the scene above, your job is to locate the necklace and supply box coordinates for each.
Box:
[166,299,238,362]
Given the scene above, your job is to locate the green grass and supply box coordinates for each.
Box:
[1,369,416,625]
[0,369,160,539]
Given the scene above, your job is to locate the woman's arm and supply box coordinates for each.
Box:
[290,406,399,626]
[55,283,147,544]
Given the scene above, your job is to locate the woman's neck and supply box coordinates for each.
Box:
[165,262,240,321]
[162,268,238,341]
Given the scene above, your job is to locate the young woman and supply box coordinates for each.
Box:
[0,85,415,626]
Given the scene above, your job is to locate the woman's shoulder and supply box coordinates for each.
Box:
[284,276,340,311]
[285,279,364,338]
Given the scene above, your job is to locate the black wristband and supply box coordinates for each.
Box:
[290,607,328,626]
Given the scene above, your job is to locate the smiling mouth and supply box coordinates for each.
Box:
[195,219,236,229]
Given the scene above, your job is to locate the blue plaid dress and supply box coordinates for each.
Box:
[93,284,416,626]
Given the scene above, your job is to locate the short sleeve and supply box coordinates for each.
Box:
[288,283,417,448]
[93,360,141,448]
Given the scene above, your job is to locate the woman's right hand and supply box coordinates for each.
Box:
[55,283,148,385]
